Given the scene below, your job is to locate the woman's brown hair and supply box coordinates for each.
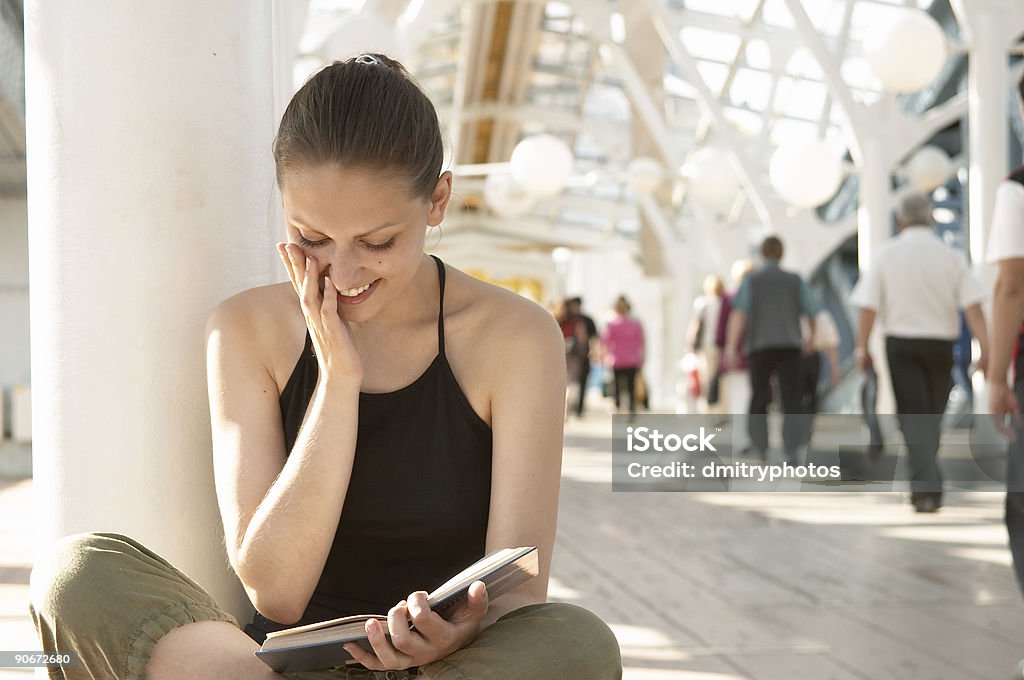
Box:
[273,53,444,200]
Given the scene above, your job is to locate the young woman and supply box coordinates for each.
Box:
[600,296,645,418]
[29,53,621,680]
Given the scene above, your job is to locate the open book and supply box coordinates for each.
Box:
[254,546,539,673]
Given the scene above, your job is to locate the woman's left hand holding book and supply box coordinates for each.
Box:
[343,581,489,671]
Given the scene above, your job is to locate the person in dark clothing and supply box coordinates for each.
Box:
[565,296,598,416]
[724,236,822,462]
[28,53,622,680]
[556,298,589,405]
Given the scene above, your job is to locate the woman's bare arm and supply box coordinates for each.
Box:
[480,299,567,627]
[205,295,359,625]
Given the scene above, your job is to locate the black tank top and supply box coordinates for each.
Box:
[244,255,493,644]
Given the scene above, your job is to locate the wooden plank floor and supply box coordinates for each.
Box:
[1,410,1021,679]
[555,413,1022,679]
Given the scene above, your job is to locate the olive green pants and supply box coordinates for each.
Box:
[29,532,622,680]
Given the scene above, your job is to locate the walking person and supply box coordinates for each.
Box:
[725,237,822,462]
[851,191,988,513]
[686,275,726,413]
[715,260,755,453]
[985,71,1024,680]
[565,296,599,417]
[556,298,590,419]
[601,295,645,419]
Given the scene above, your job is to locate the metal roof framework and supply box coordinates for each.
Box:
[293,0,1014,274]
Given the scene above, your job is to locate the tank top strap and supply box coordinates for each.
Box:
[430,254,446,358]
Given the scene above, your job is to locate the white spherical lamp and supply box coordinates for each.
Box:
[681,147,739,210]
[769,139,844,208]
[903,145,951,191]
[626,157,665,194]
[483,173,536,218]
[510,134,574,198]
[863,9,947,93]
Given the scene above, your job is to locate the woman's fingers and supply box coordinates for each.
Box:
[362,618,414,670]
[276,242,298,294]
[342,640,383,671]
[443,582,489,627]
[387,601,421,655]
[322,275,338,331]
[301,253,320,320]
[405,592,454,647]
[289,244,306,289]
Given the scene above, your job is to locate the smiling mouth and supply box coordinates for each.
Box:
[323,277,381,305]
[337,281,373,297]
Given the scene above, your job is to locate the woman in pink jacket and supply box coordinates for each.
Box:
[601,295,645,417]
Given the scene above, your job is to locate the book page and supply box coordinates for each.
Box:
[264,613,387,641]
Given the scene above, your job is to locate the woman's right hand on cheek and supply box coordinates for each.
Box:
[277,242,364,389]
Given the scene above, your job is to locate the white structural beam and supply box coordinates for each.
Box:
[26,1,277,625]
[695,0,767,143]
[781,0,865,161]
[442,214,639,253]
[600,42,684,171]
[661,7,865,60]
[396,0,460,57]
[445,3,474,166]
[817,0,855,137]
[950,0,1024,290]
[436,102,625,140]
[645,0,774,224]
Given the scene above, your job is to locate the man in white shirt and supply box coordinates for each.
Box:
[985,72,1024,628]
[851,191,989,513]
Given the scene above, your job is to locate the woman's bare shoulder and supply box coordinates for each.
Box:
[443,266,561,351]
[208,282,295,332]
[206,282,301,390]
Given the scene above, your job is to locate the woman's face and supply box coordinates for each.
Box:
[280,163,451,324]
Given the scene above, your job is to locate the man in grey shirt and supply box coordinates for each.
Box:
[725,236,822,461]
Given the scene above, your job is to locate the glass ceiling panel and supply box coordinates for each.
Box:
[730,68,774,110]
[582,83,631,124]
[664,72,697,100]
[785,47,824,82]
[744,39,773,71]
[840,57,885,99]
[848,2,918,42]
[723,106,764,136]
[775,77,829,120]
[760,0,795,28]
[680,0,763,22]
[800,0,850,36]
[679,26,743,64]
[695,61,731,97]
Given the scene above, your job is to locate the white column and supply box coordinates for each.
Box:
[856,128,894,275]
[960,8,1013,288]
[857,130,897,415]
[26,1,277,624]
[951,0,1024,289]
[951,0,1024,416]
